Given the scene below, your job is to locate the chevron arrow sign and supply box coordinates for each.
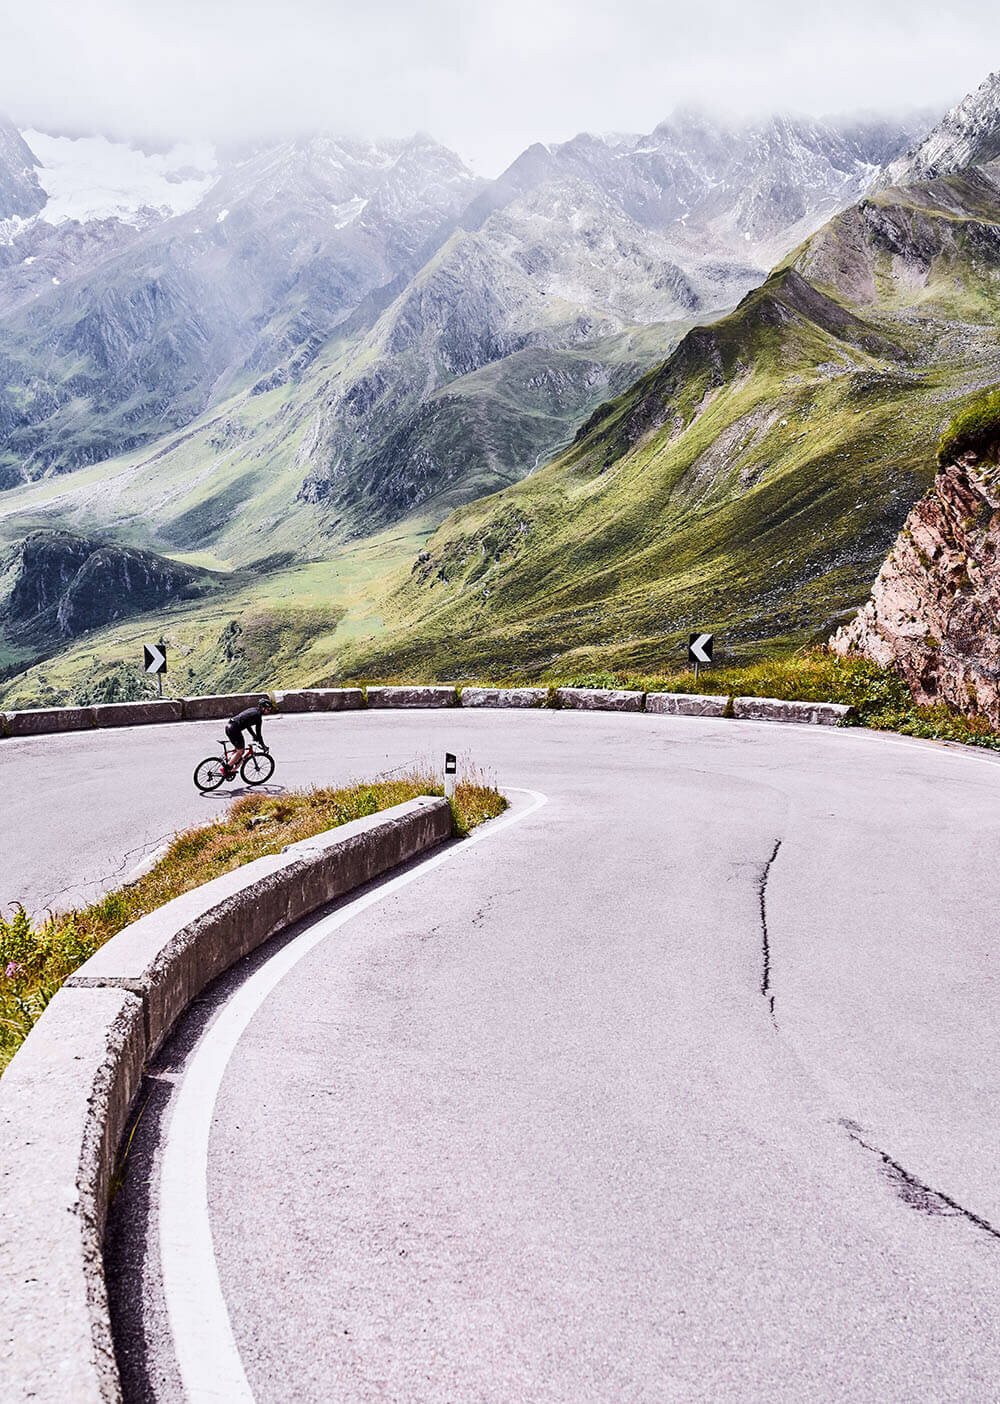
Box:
[688,633,713,666]
[144,642,167,674]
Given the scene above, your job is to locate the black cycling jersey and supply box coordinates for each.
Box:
[228,705,265,744]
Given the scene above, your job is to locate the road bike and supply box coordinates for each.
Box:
[193,739,275,792]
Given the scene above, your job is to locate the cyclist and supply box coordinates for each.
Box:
[225,695,274,775]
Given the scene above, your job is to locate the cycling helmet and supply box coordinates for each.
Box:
[259,694,275,711]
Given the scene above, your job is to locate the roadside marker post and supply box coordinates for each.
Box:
[144,639,168,697]
[444,752,457,800]
[688,632,714,682]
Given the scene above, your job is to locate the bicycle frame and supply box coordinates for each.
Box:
[195,739,274,794]
[218,739,267,773]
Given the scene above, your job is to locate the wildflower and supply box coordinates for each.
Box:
[4,962,22,980]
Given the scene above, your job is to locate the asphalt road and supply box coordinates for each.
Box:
[7,710,1000,1400]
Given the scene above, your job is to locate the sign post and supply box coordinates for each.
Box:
[144,639,168,697]
[444,752,457,801]
[688,632,714,683]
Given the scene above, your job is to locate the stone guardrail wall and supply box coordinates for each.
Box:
[0,685,854,738]
[0,796,453,1403]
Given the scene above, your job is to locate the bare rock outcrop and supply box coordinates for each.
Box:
[0,530,213,646]
[831,451,1000,724]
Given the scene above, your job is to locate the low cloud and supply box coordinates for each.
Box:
[0,0,993,173]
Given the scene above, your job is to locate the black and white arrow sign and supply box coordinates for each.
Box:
[144,642,167,674]
[688,633,714,666]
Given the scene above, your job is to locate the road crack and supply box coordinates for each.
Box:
[751,844,997,1245]
[22,830,178,913]
[841,1119,1000,1240]
[758,838,781,1029]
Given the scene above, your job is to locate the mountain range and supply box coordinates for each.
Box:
[336,74,1000,681]
[0,126,483,484]
[0,94,957,699]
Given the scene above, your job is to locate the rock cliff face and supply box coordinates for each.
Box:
[0,119,44,221]
[876,72,1000,189]
[0,530,211,644]
[831,450,1000,724]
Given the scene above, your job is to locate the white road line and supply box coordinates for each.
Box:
[158,787,549,1404]
[853,728,1000,769]
[731,716,1000,771]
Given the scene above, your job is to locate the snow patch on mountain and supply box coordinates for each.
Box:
[22,130,218,225]
[333,196,368,228]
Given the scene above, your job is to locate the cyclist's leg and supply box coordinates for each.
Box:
[224,721,245,769]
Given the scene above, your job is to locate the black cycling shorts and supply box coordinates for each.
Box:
[225,721,244,748]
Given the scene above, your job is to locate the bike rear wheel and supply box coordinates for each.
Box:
[241,750,275,786]
[194,756,228,792]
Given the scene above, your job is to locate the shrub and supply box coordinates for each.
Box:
[74,663,157,706]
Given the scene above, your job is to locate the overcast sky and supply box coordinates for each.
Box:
[0,0,995,173]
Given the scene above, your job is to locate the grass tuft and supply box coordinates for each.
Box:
[937,385,1000,466]
[554,649,1000,749]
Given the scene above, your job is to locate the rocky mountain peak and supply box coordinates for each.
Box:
[212,131,478,216]
[0,529,211,644]
[875,71,1000,189]
[0,122,486,484]
[459,143,560,232]
[0,116,45,222]
[461,108,931,261]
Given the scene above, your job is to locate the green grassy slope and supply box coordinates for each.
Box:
[331,171,1000,680]
[0,313,691,570]
[0,520,430,708]
[0,307,692,701]
[343,327,698,524]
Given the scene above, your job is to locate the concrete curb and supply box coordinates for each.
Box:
[67,798,452,1054]
[180,692,265,721]
[0,685,858,739]
[646,691,730,717]
[366,685,458,708]
[0,987,144,1402]
[732,696,853,726]
[272,687,364,712]
[460,687,547,708]
[556,687,646,712]
[3,704,97,736]
[91,700,184,728]
[0,796,452,1403]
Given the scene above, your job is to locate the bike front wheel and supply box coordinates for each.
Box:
[194,756,228,792]
[241,750,275,786]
